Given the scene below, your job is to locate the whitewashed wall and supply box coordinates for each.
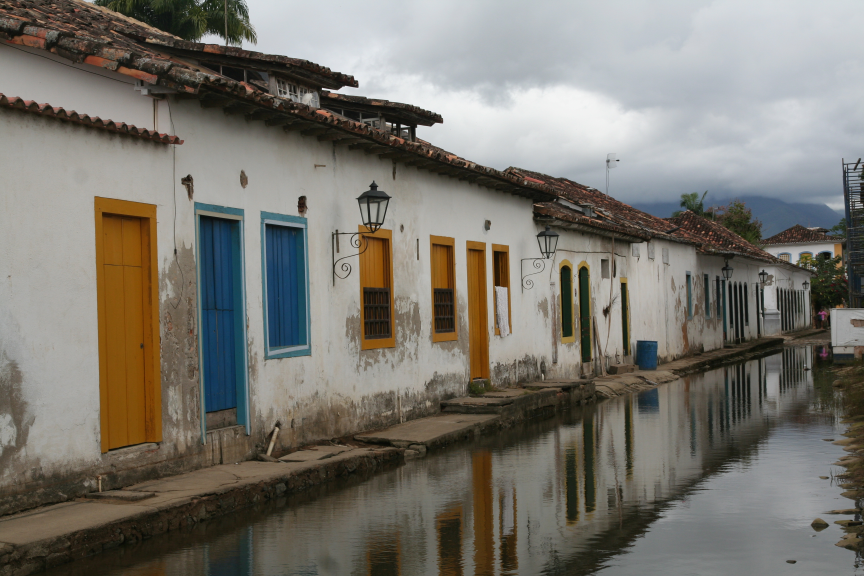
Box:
[0,48,813,507]
[764,241,840,263]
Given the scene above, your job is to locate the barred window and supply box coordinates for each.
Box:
[363,288,392,339]
[359,229,394,350]
[433,289,455,333]
[430,236,457,342]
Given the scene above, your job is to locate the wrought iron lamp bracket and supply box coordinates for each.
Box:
[332,230,370,285]
[521,258,547,292]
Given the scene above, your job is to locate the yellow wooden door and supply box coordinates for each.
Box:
[101,214,147,449]
[466,244,489,379]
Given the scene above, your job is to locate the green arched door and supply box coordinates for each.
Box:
[578,267,591,362]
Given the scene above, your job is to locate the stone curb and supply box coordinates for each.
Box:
[0,448,401,576]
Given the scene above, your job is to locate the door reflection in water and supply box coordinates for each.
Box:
[48,347,854,576]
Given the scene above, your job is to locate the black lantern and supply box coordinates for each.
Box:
[803,279,810,290]
[758,269,768,284]
[722,260,733,280]
[357,181,390,233]
[537,226,559,259]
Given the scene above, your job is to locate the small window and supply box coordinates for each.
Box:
[686,272,692,318]
[560,262,575,342]
[430,236,457,342]
[662,248,670,264]
[360,228,395,350]
[275,77,291,98]
[648,243,656,260]
[778,253,791,262]
[601,259,610,279]
[262,214,310,359]
[492,245,512,336]
[704,274,710,318]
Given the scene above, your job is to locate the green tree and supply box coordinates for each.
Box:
[714,199,762,244]
[95,0,256,45]
[672,190,709,217]
[831,217,847,239]
[809,255,847,310]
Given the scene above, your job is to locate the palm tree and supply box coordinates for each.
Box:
[672,191,709,218]
[95,0,256,46]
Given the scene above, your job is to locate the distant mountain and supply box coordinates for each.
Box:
[631,195,843,238]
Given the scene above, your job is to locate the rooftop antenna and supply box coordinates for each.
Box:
[606,153,619,196]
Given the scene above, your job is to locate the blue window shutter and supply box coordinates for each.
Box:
[265,224,308,349]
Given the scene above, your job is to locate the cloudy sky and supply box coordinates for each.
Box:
[222,0,863,209]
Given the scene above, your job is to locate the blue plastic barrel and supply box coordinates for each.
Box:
[636,340,658,371]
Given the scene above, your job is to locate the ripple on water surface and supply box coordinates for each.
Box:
[46,346,861,576]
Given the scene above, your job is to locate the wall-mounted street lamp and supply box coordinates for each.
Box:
[758,269,768,285]
[332,181,392,285]
[722,260,734,280]
[803,279,810,290]
[521,225,560,292]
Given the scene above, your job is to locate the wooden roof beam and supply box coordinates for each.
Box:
[265,116,293,127]
[300,126,330,136]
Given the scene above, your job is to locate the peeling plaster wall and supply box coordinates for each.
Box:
[0,108,192,509]
[171,98,560,450]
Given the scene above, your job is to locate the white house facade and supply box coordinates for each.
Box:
[0,0,814,515]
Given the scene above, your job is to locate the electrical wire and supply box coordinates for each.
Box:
[166,97,184,309]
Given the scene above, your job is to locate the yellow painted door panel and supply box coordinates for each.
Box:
[101,214,147,449]
[467,247,489,379]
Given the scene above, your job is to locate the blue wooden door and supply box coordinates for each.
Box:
[200,216,239,413]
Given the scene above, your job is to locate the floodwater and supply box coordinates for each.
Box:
[50,346,863,576]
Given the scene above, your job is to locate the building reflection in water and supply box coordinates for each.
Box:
[56,349,821,576]
[437,505,463,576]
[472,451,494,576]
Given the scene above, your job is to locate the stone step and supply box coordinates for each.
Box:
[84,490,155,502]
[608,364,637,374]
[355,414,500,448]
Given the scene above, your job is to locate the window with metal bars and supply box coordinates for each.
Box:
[363,288,391,339]
[430,236,457,342]
[433,288,455,333]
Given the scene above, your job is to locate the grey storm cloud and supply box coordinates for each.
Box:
[234,0,864,207]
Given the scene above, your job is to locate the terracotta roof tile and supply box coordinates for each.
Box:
[666,211,779,263]
[506,167,694,243]
[320,91,442,126]
[763,224,838,245]
[0,92,183,144]
[0,0,357,90]
[0,0,560,201]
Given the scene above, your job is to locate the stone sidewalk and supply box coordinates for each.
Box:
[0,446,400,576]
[0,331,814,576]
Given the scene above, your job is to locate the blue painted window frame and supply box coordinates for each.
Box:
[703,273,710,318]
[260,211,311,359]
[194,202,250,440]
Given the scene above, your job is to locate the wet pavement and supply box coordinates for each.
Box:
[46,345,861,575]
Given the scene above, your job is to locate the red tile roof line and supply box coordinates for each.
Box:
[320,91,443,126]
[0,92,183,144]
[762,224,838,245]
[508,167,696,243]
[666,211,779,263]
[533,203,653,242]
[0,1,559,201]
[0,0,357,94]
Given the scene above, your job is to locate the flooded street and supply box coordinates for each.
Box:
[51,346,860,576]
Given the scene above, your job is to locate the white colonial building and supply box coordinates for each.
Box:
[762,224,843,266]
